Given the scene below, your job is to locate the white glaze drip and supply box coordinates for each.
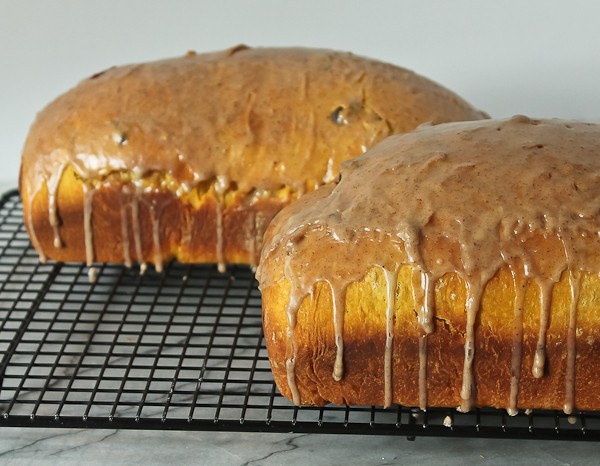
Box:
[507,269,525,416]
[130,188,146,274]
[331,283,346,382]
[459,278,485,412]
[47,163,66,249]
[215,200,225,273]
[88,266,98,283]
[564,272,580,415]
[533,281,554,378]
[411,268,434,410]
[214,175,229,273]
[397,226,434,337]
[150,205,163,273]
[383,268,398,408]
[120,187,132,268]
[82,183,95,283]
[418,335,428,411]
[418,271,435,334]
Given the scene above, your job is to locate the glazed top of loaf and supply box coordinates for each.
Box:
[258,116,600,322]
[257,116,600,414]
[20,46,485,197]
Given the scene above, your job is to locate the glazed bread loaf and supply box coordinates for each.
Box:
[257,116,600,414]
[19,46,486,277]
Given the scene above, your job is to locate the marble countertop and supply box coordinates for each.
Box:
[0,180,598,465]
[1,427,598,465]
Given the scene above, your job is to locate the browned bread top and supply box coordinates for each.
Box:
[19,46,486,269]
[21,46,485,195]
[260,117,600,290]
[257,116,600,413]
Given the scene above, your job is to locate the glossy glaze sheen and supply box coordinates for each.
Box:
[20,46,486,273]
[258,116,600,413]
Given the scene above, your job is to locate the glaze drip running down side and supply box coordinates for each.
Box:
[507,268,525,417]
[564,272,580,415]
[119,186,133,268]
[82,183,96,282]
[130,187,147,275]
[257,116,600,414]
[383,267,398,408]
[47,163,67,249]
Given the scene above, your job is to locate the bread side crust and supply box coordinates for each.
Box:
[263,265,600,411]
[20,47,488,267]
[23,165,291,266]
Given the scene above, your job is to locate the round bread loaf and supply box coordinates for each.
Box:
[20,46,486,277]
[258,116,600,414]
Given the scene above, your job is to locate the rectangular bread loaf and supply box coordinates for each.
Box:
[18,46,486,277]
[258,116,600,414]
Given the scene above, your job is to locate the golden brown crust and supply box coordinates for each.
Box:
[24,166,289,265]
[262,266,600,411]
[257,117,600,412]
[19,46,486,267]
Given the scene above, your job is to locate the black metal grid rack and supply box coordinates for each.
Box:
[0,189,599,441]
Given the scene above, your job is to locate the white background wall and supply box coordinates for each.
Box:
[1,0,600,188]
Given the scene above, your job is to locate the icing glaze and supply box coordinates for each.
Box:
[258,116,600,413]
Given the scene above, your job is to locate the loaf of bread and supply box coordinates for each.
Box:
[19,46,486,278]
[257,116,600,414]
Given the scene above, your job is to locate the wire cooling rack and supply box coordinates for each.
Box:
[0,189,599,441]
